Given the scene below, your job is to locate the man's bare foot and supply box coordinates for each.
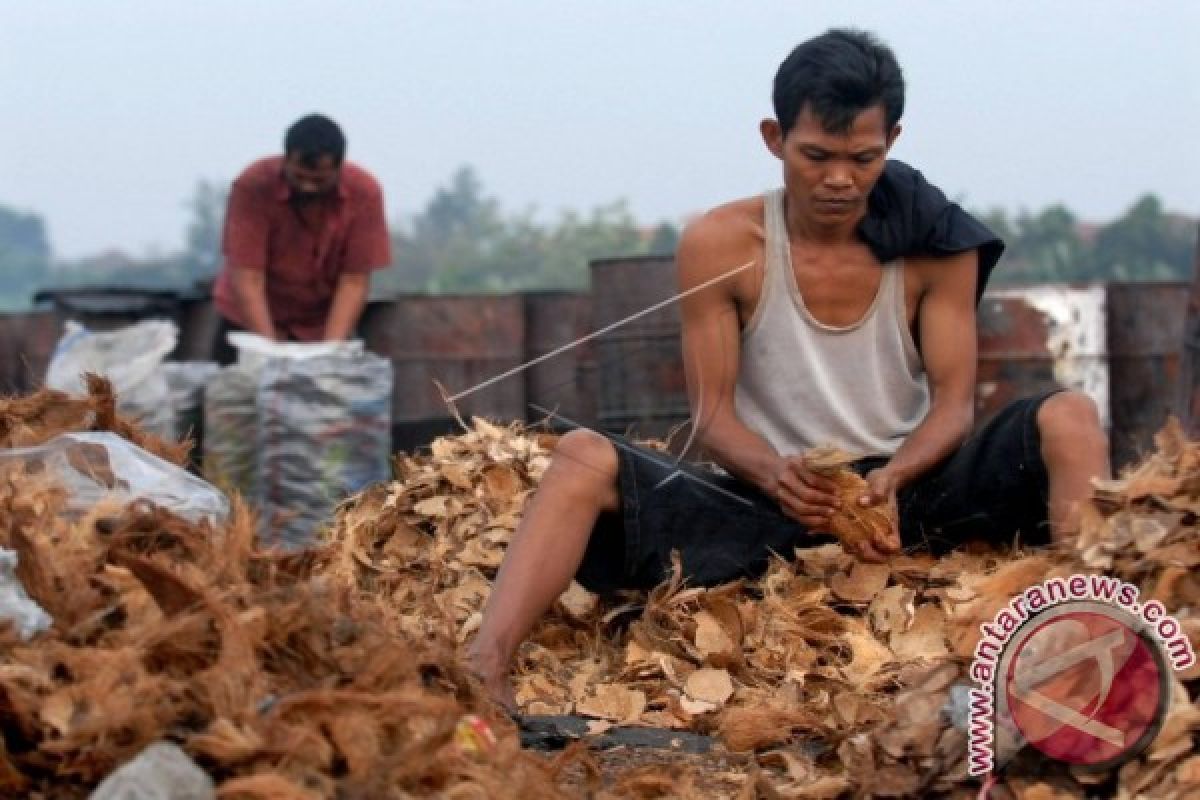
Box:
[483,675,518,717]
[466,647,518,716]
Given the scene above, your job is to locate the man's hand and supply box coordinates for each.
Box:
[770,455,841,529]
[324,272,370,341]
[856,468,903,559]
[230,266,277,340]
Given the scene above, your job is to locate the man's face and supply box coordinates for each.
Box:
[762,104,899,225]
[283,152,340,199]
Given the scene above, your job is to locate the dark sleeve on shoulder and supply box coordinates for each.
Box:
[856,159,1005,303]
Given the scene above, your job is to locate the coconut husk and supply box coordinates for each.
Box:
[719,706,823,752]
[803,446,898,552]
[0,374,188,464]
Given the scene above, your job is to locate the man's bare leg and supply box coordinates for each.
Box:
[467,429,620,709]
[1037,390,1111,540]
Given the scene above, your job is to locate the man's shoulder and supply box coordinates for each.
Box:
[339,161,383,199]
[675,196,765,293]
[680,195,765,254]
[235,156,284,188]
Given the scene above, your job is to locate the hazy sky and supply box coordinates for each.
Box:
[3,1,1198,260]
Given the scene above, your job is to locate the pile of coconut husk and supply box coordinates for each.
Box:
[941,420,1200,800]
[0,374,187,464]
[324,418,1003,795]
[326,417,1200,798]
[0,381,585,799]
[4,375,1197,798]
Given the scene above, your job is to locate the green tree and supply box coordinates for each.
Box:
[52,249,191,290]
[383,166,506,293]
[647,222,681,255]
[1091,194,1193,281]
[42,180,227,294]
[0,205,52,310]
[534,200,644,289]
[977,208,1016,246]
[1009,205,1088,283]
[383,166,677,294]
[980,196,1195,287]
[180,180,227,283]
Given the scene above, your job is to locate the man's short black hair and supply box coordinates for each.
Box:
[284,114,346,166]
[773,29,905,136]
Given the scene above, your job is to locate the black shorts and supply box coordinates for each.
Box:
[575,392,1061,593]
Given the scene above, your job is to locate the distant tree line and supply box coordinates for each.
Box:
[0,181,227,311]
[978,196,1196,285]
[0,208,52,311]
[377,166,680,294]
[0,167,1195,311]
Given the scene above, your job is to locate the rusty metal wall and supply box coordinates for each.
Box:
[0,310,62,395]
[1177,225,1200,437]
[360,295,526,448]
[590,255,691,442]
[0,315,11,394]
[9,286,531,454]
[976,286,1109,430]
[0,314,15,395]
[975,294,1059,423]
[522,291,594,427]
[35,288,186,335]
[12,273,1184,468]
[1107,282,1187,469]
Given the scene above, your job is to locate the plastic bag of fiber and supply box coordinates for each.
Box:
[254,349,392,550]
[45,320,178,440]
[0,431,229,525]
[203,333,367,504]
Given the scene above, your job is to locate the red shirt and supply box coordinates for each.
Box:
[213,156,391,341]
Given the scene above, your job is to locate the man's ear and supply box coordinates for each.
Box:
[886,123,902,151]
[760,118,784,160]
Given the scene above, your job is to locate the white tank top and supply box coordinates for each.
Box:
[733,188,929,457]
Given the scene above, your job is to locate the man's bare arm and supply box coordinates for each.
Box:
[678,215,839,529]
[324,272,371,341]
[863,250,979,502]
[230,267,276,339]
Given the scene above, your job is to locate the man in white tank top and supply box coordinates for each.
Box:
[469,29,1111,711]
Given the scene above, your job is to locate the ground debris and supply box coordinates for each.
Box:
[327,416,1200,798]
[0,400,570,798]
[6,383,1199,797]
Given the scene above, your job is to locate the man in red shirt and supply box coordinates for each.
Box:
[211,114,392,364]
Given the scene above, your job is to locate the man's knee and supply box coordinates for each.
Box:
[1038,390,1107,448]
[551,429,619,486]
